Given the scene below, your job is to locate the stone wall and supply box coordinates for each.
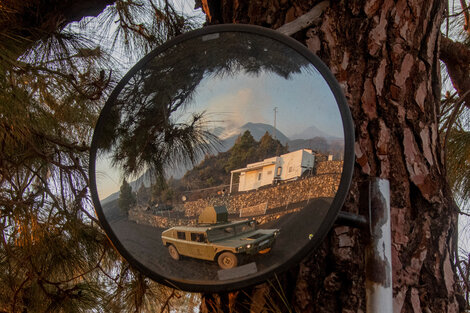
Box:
[184,160,343,217]
[128,160,343,228]
[316,160,343,174]
[128,208,199,228]
[129,205,304,229]
[128,210,170,228]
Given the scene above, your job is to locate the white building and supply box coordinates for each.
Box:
[229,149,315,193]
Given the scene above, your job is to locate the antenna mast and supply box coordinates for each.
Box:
[273,107,278,139]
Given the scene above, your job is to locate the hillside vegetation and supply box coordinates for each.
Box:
[182,130,288,189]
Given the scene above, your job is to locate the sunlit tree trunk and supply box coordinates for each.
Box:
[198,0,463,312]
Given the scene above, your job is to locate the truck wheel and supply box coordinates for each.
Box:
[217,252,238,269]
[168,245,180,261]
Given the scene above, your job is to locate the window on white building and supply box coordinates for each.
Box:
[258,173,262,180]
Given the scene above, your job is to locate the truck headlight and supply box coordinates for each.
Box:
[246,244,252,249]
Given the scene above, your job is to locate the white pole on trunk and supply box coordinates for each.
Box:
[366,178,393,313]
[276,11,393,311]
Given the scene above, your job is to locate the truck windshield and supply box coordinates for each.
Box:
[207,222,255,241]
[235,222,255,234]
[207,227,234,241]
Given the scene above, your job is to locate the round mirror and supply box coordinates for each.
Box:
[90,24,354,292]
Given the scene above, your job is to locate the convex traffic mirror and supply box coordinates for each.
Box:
[90,24,354,292]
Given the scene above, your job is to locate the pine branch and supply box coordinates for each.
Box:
[41,248,107,286]
[0,0,116,59]
[440,34,470,107]
[442,89,470,156]
[30,130,89,152]
[459,0,470,35]
[159,289,177,313]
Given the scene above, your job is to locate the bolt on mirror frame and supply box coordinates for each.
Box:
[88,24,355,293]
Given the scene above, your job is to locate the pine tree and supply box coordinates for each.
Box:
[258,131,288,160]
[2,0,470,312]
[0,1,202,312]
[224,130,257,172]
[118,179,136,213]
[137,183,151,206]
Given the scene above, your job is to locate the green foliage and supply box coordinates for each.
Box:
[440,90,470,207]
[224,131,258,173]
[447,129,470,201]
[136,183,151,206]
[259,131,289,162]
[118,179,136,213]
[0,1,202,312]
[150,178,177,205]
[225,131,288,173]
[160,187,175,203]
[181,131,288,190]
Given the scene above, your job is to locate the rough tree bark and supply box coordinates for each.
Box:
[2,1,466,312]
[198,0,464,312]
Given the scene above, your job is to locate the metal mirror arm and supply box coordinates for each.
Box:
[335,211,368,229]
[334,180,371,229]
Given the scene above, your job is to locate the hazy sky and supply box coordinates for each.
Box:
[186,68,343,138]
[96,154,120,200]
[96,68,344,200]
[95,36,345,201]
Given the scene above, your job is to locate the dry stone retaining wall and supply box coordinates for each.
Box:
[128,160,343,228]
[316,160,343,174]
[184,160,343,217]
[128,210,169,228]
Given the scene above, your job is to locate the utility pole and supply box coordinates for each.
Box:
[273,107,278,139]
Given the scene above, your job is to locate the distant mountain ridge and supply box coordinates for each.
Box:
[219,122,289,151]
[290,125,341,141]
[100,122,343,204]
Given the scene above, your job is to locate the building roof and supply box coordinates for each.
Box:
[230,160,276,174]
[230,149,314,174]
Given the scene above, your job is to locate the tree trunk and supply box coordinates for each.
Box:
[199,0,463,312]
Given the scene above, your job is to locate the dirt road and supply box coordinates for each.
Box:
[107,197,333,283]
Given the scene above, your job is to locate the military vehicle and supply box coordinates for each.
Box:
[161,206,280,269]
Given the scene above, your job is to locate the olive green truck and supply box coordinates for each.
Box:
[161,206,279,269]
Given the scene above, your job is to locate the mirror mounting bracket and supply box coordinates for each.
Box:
[334,179,393,311]
[335,210,368,229]
[334,178,391,234]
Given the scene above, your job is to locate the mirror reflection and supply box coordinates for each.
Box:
[93,30,344,283]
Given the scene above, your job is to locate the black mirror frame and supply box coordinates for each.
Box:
[89,24,355,293]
